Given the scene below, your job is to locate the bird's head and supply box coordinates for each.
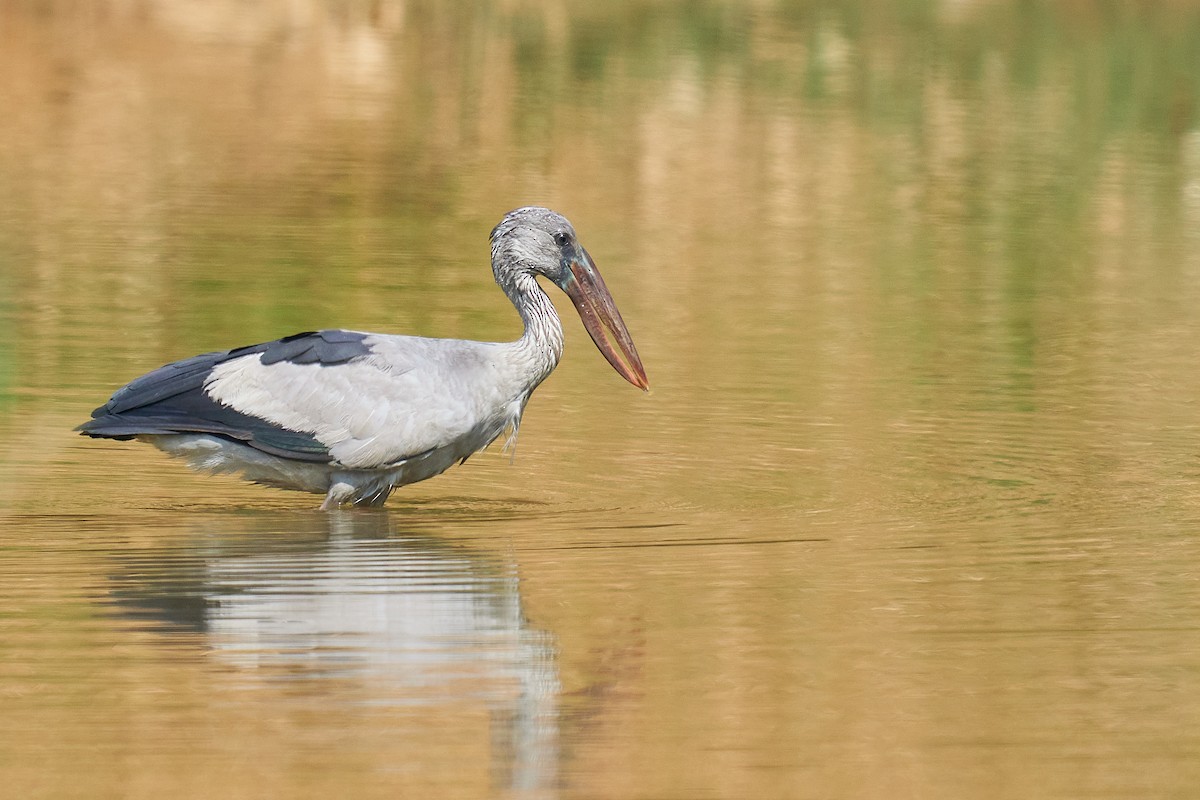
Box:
[491,207,649,390]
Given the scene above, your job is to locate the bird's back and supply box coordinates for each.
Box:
[80,329,535,471]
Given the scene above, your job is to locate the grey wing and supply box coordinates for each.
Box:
[77,330,372,462]
[199,334,518,469]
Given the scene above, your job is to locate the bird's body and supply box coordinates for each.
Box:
[79,208,647,509]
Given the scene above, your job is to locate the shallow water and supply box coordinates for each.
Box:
[3,2,1200,798]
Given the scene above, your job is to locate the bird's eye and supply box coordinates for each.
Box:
[553,232,571,247]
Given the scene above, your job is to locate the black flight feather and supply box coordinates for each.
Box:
[78,330,371,462]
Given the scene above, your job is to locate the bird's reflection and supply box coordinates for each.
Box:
[105,506,559,793]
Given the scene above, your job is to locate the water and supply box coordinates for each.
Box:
[3,2,1200,797]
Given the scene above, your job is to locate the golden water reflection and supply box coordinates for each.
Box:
[2,1,1200,798]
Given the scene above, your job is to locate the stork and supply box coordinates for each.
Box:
[78,207,648,509]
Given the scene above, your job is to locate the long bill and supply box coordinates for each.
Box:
[560,247,650,390]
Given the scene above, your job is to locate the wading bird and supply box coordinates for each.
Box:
[78,207,648,509]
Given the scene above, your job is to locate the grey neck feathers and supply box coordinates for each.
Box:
[502,271,564,386]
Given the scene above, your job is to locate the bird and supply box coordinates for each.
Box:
[78,207,648,509]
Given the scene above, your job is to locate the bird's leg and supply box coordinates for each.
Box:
[321,480,357,511]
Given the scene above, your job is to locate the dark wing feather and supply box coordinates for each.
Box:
[78,330,371,462]
[259,329,369,366]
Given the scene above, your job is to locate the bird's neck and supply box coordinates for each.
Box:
[503,272,564,387]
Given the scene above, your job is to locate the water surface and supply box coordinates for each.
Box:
[2,2,1200,798]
